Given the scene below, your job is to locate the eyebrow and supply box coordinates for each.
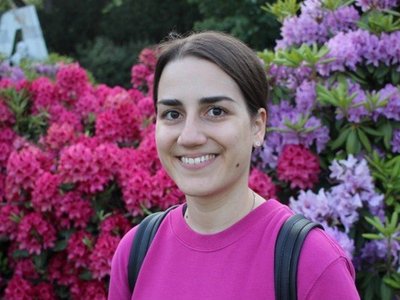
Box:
[157,96,235,107]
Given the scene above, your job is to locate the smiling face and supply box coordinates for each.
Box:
[156,56,266,199]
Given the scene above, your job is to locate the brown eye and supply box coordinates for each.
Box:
[165,110,181,120]
[207,106,226,117]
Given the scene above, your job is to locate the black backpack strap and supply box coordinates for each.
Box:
[128,205,178,294]
[274,214,324,300]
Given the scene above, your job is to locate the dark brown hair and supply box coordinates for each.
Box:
[153,31,269,117]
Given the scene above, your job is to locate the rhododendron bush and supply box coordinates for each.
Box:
[0,49,190,299]
[252,0,400,299]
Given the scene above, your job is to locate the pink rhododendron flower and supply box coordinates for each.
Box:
[44,122,77,151]
[89,233,120,280]
[16,212,56,255]
[137,124,161,171]
[70,280,107,300]
[75,89,102,118]
[0,127,16,143]
[32,282,56,300]
[4,275,34,300]
[0,98,15,126]
[0,142,12,169]
[151,168,184,210]
[131,64,152,89]
[31,172,60,212]
[14,258,39,280]
[100,213,131,237]
[28,77,57,113]
[139,48,158,69]
[0,173,5,200]
[53,192,93,229]
[128,88,145,103]
[48,104,83,132]
[67,230,94,268]
[0,204,21,239]
[59,143,110,194]
[137,96,155,120]
[121,168,153,216]
[5,147,46,201]
[56,63,89,105]
[48,252,79,286]
[277,144,320,189]
[249,168,277,200]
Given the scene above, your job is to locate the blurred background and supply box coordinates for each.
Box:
[0,0,280,87]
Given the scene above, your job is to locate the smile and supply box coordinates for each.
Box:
[180,154,216,165]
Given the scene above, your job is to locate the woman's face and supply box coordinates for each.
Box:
[155,56,266,198]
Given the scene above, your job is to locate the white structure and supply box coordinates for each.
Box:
[0,5,48,62]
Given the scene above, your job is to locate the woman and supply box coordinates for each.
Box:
[109,31,360,299]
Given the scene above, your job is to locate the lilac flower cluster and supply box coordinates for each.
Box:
[254,100,329,169]
[319,30,400,76]
[325,81,399,124]
[0,62,25,83]
[329,155,385,227]
[333,81,370,123]
[360,232,400,270]
[295,80,317,112]
[355,0,399,11]
[276,1,360,49]
[392,129,400,153]
[268,64,313,90]
[289,155,385,258]
[375,84,400,121]
[33,63,60,78]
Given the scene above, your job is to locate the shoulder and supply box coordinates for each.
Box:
[297,228,359,299]
[109,225,138,300]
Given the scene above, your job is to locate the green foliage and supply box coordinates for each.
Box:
[322,0,355,10]
[0,88,48,142]
[358,10,400,34]
[188,0,280,50]
[76,36,150,87]
[261,0,300,23]
[366,152,400,206]
[273,43,331,68]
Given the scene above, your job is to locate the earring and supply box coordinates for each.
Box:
[254,141,261,147]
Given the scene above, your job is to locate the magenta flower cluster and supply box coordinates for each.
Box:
[0,48,188,299]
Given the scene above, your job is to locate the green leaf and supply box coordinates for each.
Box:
[346,129,360,154]
[79,269,93,281]
[391,68,400,84]
[330,127,351,150]
[381,122,393,149]
[380,280,394,300]
[12,249,30,258]
[53,239,68,252]
[362,233,384,240]
[357,128,372,153]
[363,126,383,137]
[33,252,47,270]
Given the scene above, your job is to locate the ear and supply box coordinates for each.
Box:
[252,108,267,147]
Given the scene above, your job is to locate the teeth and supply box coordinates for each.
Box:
[181,154,215,165]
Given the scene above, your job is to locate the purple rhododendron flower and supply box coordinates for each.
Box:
[355,0,399,11]
[324,226,355,259]
[392,129,400,153]
[267,101,330,154]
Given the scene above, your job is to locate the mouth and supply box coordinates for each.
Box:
[179,154,217,166]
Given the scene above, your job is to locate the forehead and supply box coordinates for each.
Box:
[157,56,244,104]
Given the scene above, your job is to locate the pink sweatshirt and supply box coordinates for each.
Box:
[109,200,360,299]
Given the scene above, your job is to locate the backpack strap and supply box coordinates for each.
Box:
[128,205,178,294]
[274,214,324,300]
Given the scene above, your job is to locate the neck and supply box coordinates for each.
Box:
[184,187,260,234]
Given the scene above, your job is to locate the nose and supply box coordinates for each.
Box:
[177,116,207,147]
